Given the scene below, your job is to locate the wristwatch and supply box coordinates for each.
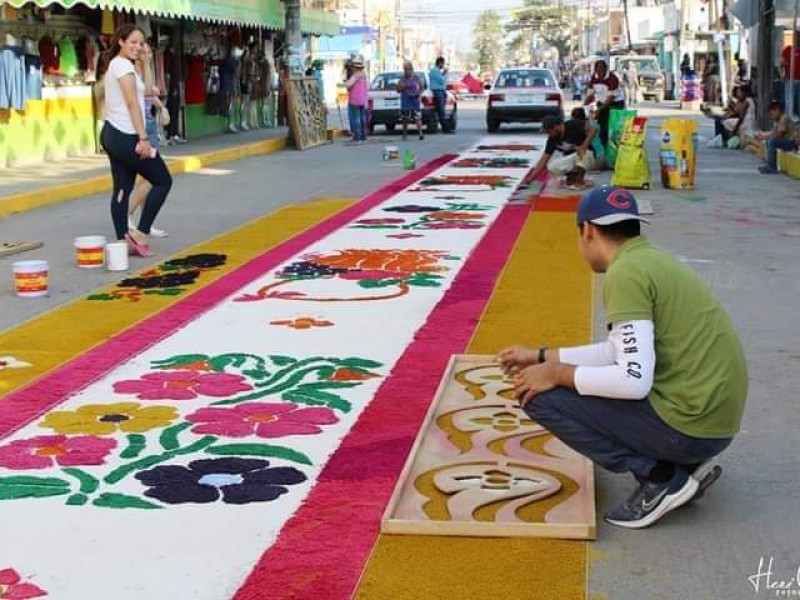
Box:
[538,346,547,364]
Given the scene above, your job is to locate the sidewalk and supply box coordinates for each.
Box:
[0,127,293,218]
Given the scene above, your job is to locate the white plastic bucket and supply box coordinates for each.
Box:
[74,235,107,268]
[13,260,49,298]
[106,242,129,272]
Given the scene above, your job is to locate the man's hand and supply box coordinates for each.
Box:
[576,145,587,159]
[513,363,559,407]
[497,345,538,374]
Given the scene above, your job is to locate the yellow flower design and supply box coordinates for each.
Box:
[40,402,178,436]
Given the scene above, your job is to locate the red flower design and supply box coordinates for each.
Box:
[0,568,47,599]
[113,371,253,401]
[186,403,338,438]
[0,435,116,470]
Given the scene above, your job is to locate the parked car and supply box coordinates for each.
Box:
[446,71,469,97]
[609,55,665,102]
[485,67,564,132]
[368,71,458,134]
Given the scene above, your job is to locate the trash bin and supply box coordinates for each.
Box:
[660,119,698,189]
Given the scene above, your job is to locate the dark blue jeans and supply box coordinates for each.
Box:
[524,387,732,481]
[433,90,448,132]
[348,104,366,141]
[765,137,798,171]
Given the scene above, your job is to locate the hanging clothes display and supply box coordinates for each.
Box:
[184,53,206,105]
[0,43,27,110]
[58,37,78,77]
[38,35,59,75]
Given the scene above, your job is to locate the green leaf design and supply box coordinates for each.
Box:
[269,355,298,367]
[62,468,99,494]
[406,273,444,287]
[297,381,360,391]
[336,357,384,369]
[206,443,312,465]
[120,433,147,459]
[87,293,117,301]
[282,389,352,413]
[357,278,402,289]
[0,476,71,500]
[93,493,162,510]
[66,493,88,506]
[104,436,216,484]
[151,354,210,369]
[159,422,192,451]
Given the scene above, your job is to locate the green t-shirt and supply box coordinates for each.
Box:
[603,236,748,438]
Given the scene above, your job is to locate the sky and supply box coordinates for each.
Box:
[396,0,527,53]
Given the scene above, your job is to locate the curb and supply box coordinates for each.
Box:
[0,129,347,219]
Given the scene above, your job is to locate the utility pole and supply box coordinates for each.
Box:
[756,0,775,128]
[283,0,303,77]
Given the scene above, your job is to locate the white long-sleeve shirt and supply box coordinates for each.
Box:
[559,319,655,399]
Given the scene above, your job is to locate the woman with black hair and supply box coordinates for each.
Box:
[100,24,173,258]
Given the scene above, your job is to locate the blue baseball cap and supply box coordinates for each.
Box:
[576,185,649,226]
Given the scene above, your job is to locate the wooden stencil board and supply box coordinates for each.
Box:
[285,77,328,151]
[0,241,43,258]
[382,355,596,539]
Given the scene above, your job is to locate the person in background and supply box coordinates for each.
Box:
[702,55,720,107]
[713,85,755,147]
[428,56,452,134]
[128,40,170,238]
[756,100,799,174]
[584,59,625,147]
[780,32,800,118]
[344,56,367,145]
[622,61,639,107]
[101,24,172,258]
[498,186,747,529]
[398,60,424,141]
[528,114,596,188]
[680,53,692,77]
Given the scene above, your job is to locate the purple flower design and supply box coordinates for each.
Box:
[135,457,306,505]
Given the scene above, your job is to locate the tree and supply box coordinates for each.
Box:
[506,0,573,60]
[472,10,504,77]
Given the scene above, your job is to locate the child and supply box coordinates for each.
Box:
[397,61,424,140]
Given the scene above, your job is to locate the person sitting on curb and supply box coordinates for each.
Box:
[756,100,799,174]
[528,114,596,187]
[497,186,748,529]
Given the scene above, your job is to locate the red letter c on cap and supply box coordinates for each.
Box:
[606,189,632,209]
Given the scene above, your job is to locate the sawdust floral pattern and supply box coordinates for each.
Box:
[135,457,306,505]
[0,568,47,599]
[0,352,382,509]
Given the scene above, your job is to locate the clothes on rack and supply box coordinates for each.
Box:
[0,44,26,109]
[38,35,59,75]
[58,37,78,77]
[184,53,206,105]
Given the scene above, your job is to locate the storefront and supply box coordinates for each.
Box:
[0,1,338,168]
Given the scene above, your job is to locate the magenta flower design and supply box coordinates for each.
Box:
[113,371,253,401]
[186,402,338,438]
[0,568,47,599]
[420,221,484,230]
[0,435,116,470]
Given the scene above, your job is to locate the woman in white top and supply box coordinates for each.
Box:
[101,24,172,257]
[715,85,756,146]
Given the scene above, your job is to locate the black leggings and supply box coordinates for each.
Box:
[101,122,173,240]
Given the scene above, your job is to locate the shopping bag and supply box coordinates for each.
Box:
[606,108,637,167]
[611,116,651,189]
[660,119,698,189]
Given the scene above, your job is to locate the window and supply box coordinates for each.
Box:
[495,70,555,88]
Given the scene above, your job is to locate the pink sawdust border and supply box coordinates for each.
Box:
[233,205,530,599]
[0,155,456,438]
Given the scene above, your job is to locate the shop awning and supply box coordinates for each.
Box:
[4,0,340,36]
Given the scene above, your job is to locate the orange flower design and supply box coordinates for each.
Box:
[270,317,334,330]
[309,249,450,275]
[329,368,380,382]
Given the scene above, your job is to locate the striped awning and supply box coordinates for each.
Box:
[4,0,340,36]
